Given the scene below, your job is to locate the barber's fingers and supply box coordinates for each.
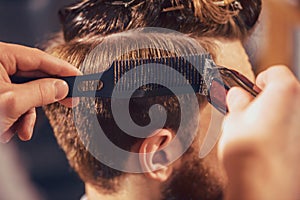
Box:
[256,66,299,89]
[0,108,36,143]
[0,42,81,76]
[17,108,36,141]
[0,64,10,82]
[0,79,67,142]
[5,79,68,117]
[227,87,254,112]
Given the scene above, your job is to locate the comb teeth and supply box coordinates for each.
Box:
[112,54,209,96]
[9,54,213,98]
[9,54,214,98]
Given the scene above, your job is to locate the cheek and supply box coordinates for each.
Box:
[191,105,218,161]
[198,105,212,145]
[193,105,228,184]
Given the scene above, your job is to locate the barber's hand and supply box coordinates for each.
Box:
[0,42,81,143]
[218,66,300,200]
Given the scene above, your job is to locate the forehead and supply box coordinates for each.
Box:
[213,39,255,81]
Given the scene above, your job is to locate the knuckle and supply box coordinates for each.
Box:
[4,91,18,106]
[37,83,46,105]
[31,47,46,59]
[32,47,44,61]
[0,50,17,75]
[285,80,299,94]
[37,81,55,105]
[276,79,300,96]
[29,47,45,65]
[31,47,42,55]
[1,91,18,115]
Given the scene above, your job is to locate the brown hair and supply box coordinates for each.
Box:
[44,0,262,193]
[44,34,207,192]
[59,0,261,42]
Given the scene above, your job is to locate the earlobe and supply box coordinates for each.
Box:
[139,129,175,182]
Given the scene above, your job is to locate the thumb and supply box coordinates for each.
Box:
[227,87,254,112]
[12,78,68,114]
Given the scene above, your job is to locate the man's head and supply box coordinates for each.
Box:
[44,0,261,199]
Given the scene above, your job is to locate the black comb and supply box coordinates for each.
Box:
[10,54,212,98]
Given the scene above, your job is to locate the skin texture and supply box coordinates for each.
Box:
[0,42,81,143]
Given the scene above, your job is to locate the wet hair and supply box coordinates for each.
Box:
[44,0,262,193]
[59,0,262,42]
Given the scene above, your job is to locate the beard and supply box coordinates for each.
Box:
[162,148,224,200]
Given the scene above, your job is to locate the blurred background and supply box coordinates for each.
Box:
[246,0,300,78]
[0,0,299,200]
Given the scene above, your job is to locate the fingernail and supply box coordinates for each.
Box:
[55,80,68,100]
[22,124,34,141]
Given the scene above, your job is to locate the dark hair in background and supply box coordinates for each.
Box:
[59,0,262,42]
[44,0,262,194]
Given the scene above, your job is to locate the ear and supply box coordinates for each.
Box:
[139,129,175,182]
